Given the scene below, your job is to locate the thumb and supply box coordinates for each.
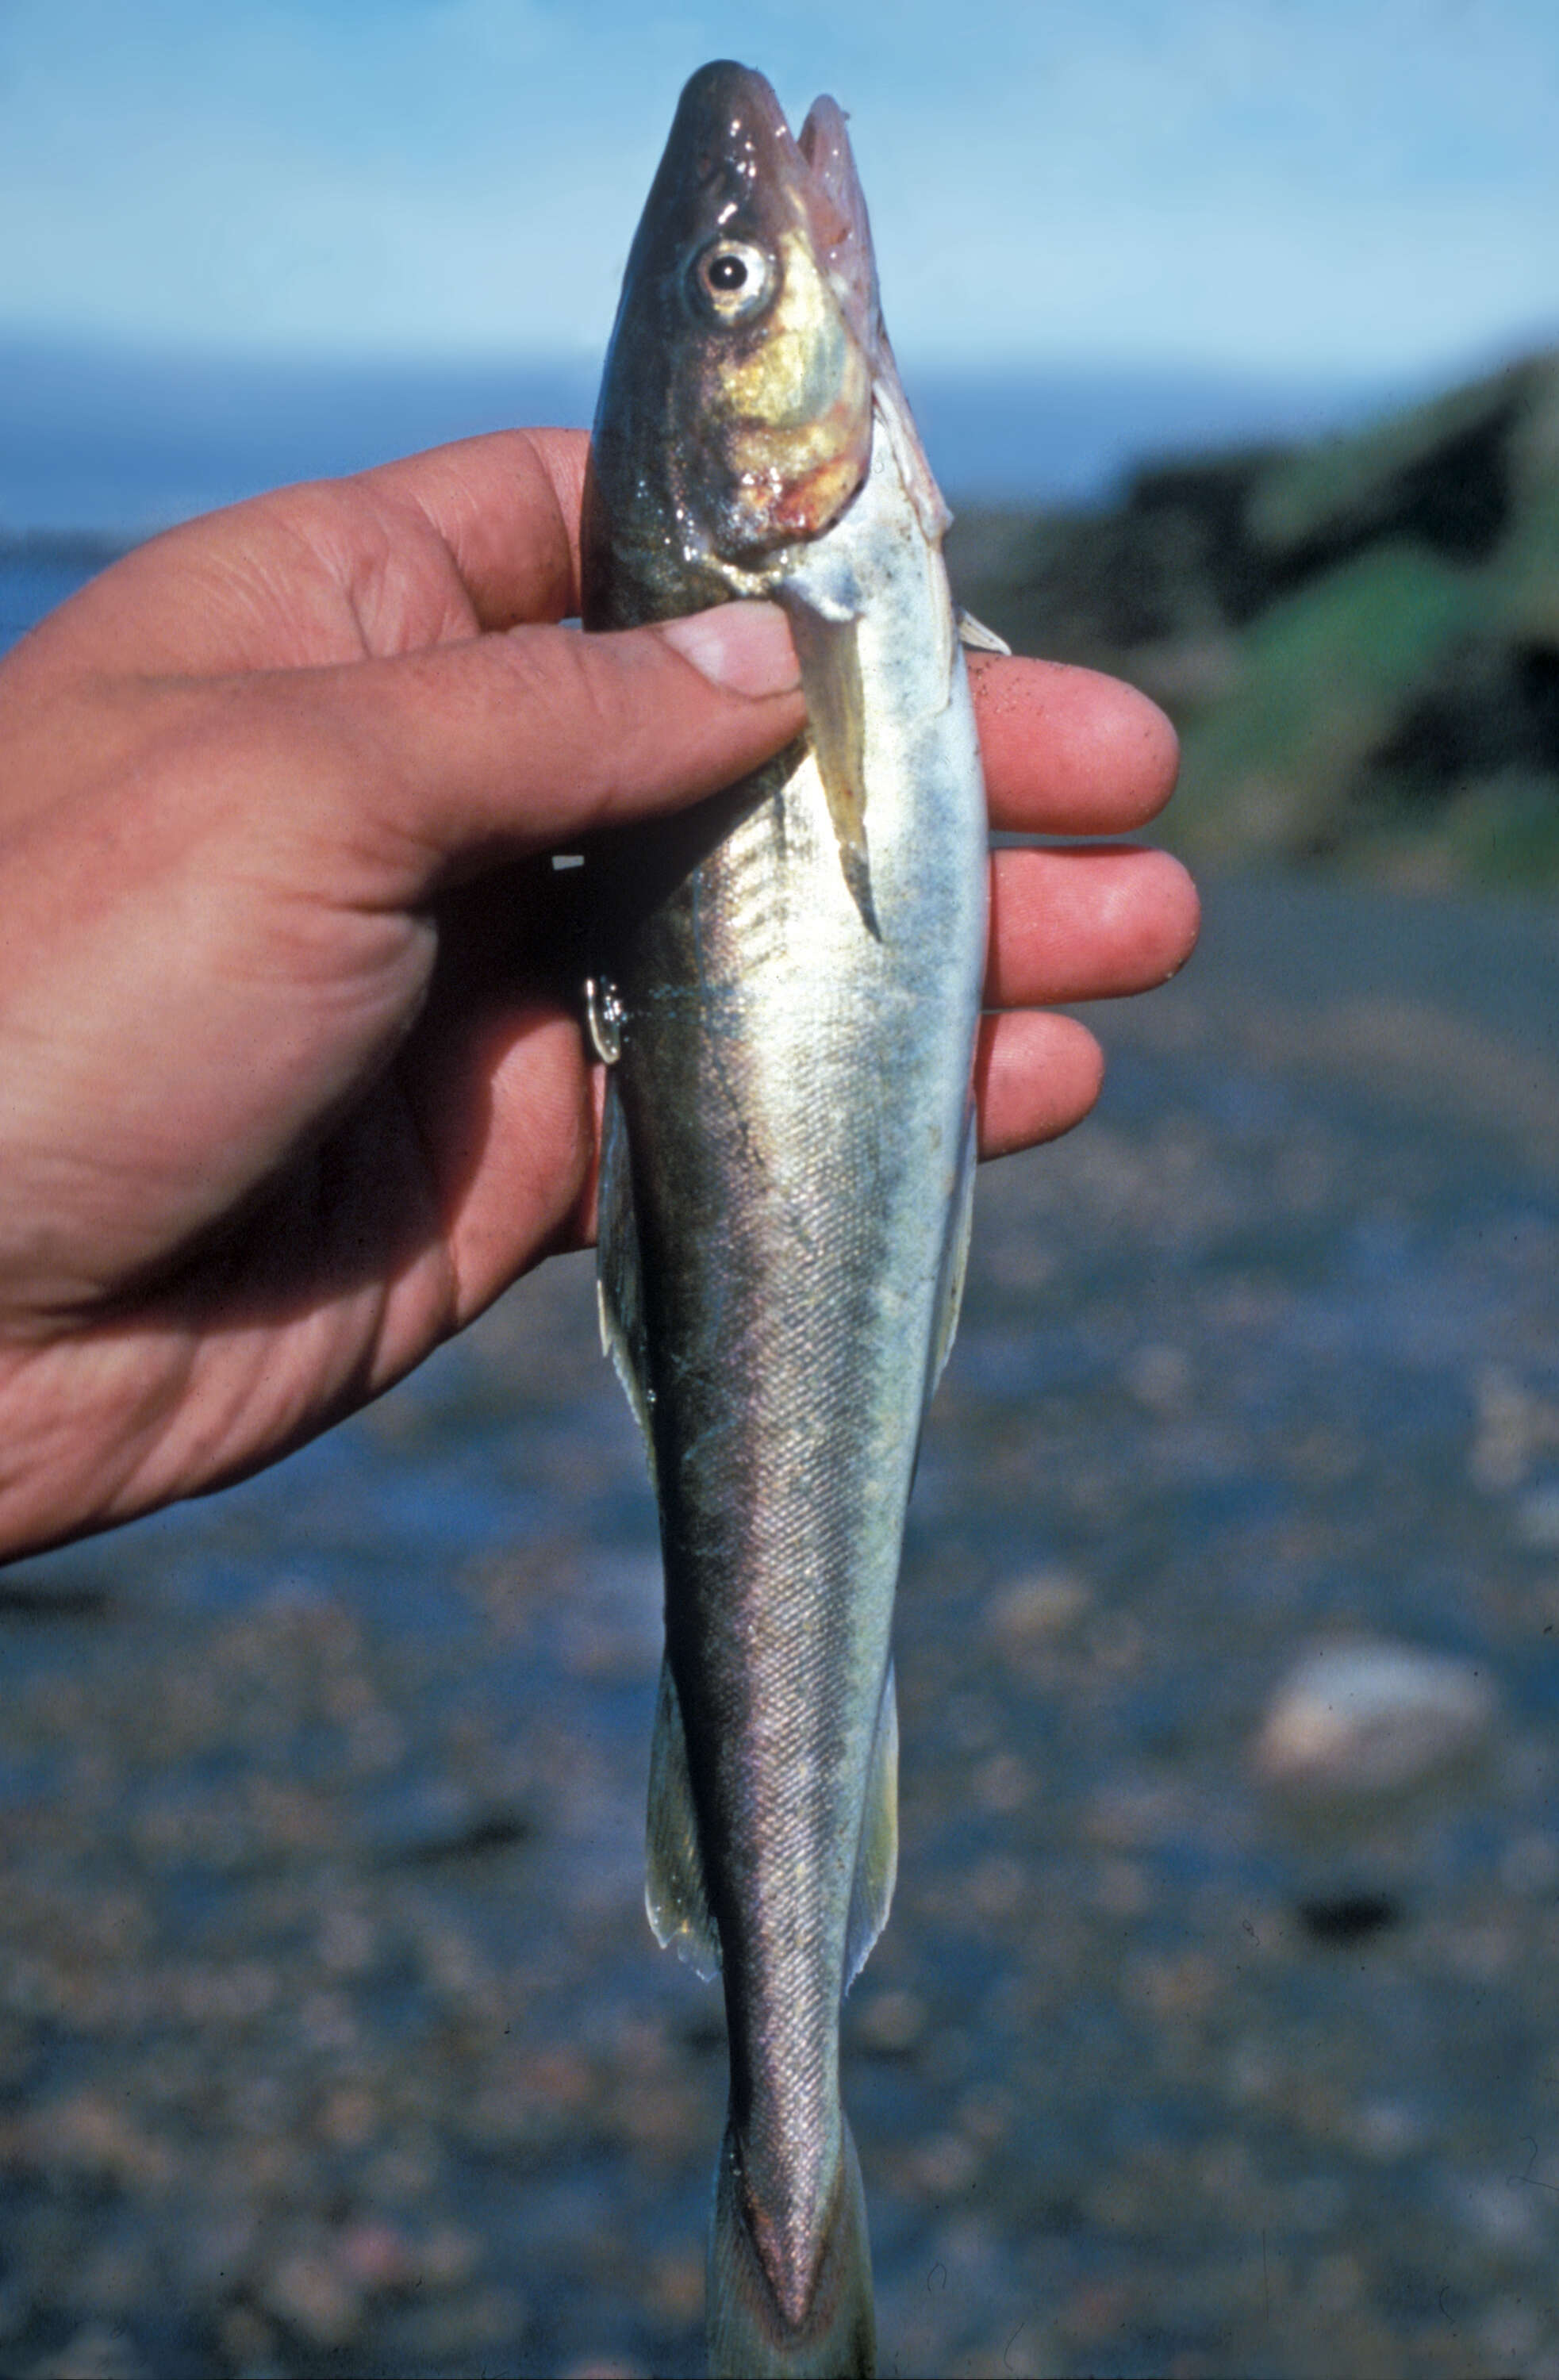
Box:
[280,600,804,896]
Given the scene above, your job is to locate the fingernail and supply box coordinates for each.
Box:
[660,602,800,697]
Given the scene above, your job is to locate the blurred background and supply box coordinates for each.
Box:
[2,5,1558,2376]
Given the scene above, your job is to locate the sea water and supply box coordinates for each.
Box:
[0,330,1398,536]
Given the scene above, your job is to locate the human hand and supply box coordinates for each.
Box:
[0,429,1192,1558]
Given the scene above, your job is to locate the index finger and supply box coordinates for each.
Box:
[364,436,1182,838]
[362,428,591,630]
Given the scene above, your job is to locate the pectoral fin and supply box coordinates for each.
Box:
[781,593,878,940]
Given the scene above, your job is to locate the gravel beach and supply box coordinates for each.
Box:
[2,873,1557,2380]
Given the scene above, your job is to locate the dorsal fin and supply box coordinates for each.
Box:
[956,606,1012,655]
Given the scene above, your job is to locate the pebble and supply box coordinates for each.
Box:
[1254,1640,1496,1804]
[1500,1831,1559,1895]
[1453,2175,1549,2262]
[1352,2098,1430,2162]
[1470,1365,1559,1491]
[396,2285,526,2361]
[1515,1483,1559,1549]
[27,2326,146,2380]
[644,2251,702,2326]
[908,2130,981,2197]
[1122,1341,1194,1412]
[852,1987,927,2056]
[986,1568,1092,1649]
[258,2248,363,2350]
[1308,2251,1365,2314]
[972,1752,1031,1814]
[1085,1777,1186,1848]
[25,2092,175,2194]
[335,2218,414,2295]
[968,1852,1026,1916]
[315,2081,379,2151]
[215,2305,281,2378]
[1094,1857,1152,1918]
[1478,2297,1549,2370]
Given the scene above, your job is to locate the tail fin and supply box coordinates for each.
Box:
[705,2121,876,2378]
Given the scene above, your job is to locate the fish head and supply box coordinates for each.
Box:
[587,61,881,612]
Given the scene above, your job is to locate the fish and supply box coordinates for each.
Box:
[580,60,992,2378]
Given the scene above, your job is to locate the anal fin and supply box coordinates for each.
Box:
[928,1105,978,1399]
[596,1073,656,1485]
[844,1660,898,1990]
[646,1656,721,1981]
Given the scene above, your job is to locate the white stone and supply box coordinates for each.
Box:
[1254,1640,1496,1804]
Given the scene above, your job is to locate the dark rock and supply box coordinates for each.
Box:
[947,347,1559,882]
[1296,1892,1403,1944]
[380,1807,534,1868]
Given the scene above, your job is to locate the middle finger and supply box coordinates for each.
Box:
[970,653,1181,836]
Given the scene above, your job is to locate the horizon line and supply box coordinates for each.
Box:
[2,319,1553,394]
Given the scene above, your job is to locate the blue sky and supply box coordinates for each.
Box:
[2,0,1557,378]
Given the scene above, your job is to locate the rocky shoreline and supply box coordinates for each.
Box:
[2,875,1556,2378]
[948,348,1559,889]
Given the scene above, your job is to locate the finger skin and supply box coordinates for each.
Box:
[378,432,1181,845]
[966,651,1180,835]
[367,428,592,629]
[282,612,808,887]
[974,1009,1106,1161]
[12,428,593,680]
[986,843,1200,1008]
[368,440,1184,842]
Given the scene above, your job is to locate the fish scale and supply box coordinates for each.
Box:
[582,60,990,2376]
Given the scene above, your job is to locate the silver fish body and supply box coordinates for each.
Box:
[582,63,989,2377]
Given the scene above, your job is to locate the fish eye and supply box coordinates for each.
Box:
[689,238,774,322]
